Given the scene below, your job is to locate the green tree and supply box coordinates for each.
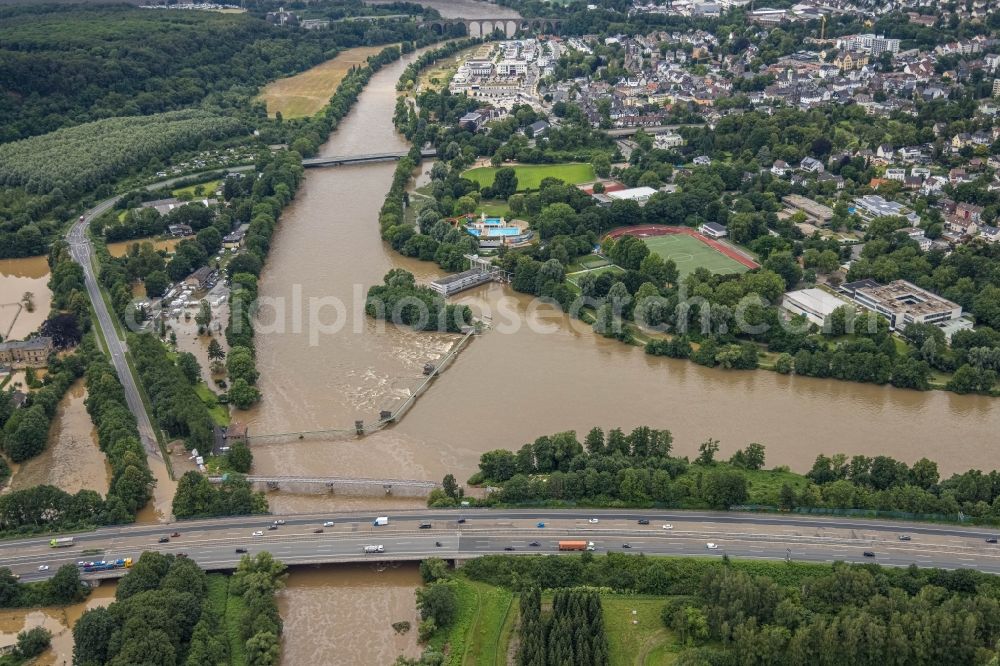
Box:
[416,581,458,628]
[49,563,86,603]
[227,441,253,473]
[144,270,169,298]
[15,626,51,659]
[492,167,519,199]
[207,338,225,360]
[176,351,201,385]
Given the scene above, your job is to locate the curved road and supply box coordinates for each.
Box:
[7,509,1000,582]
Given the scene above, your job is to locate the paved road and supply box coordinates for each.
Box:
[65,167,255,465]
[8,509,1000,582]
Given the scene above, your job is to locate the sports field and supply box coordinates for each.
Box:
[461,163,595,191]
[643,233,749,278]
[256,46,385,119]
[566,264,625,288]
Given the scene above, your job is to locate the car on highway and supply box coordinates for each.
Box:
[662,524,673,530]
[588,518,599,524]
[987,537,998,544]
[38,565,49,571]
[235,548,247,554]
[457,518,467,524]
[504,546,515,551]
[171,532,180,538]
[435,542,443,547]
[637,519,650,525]
[252,530,264,537]
[158,537,169,543]
[706,543,719,550]
[419,522,432,529]
[863,551,875,557]
[898,535,912,541]
[323,521,335,527]
[536,522,545,528]
[313,529,324,534]
[267,525,278,531]
[622,543,632,549]
[177,553,188,558]
[274,520,286,525]
[529,541,540,547]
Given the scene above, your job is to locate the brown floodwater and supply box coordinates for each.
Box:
[0,256,52,341]
[0,581,117,665]
[9,381,110,496]
[278,564,422,665]
[240,7,1000,510]
[105,237,181,258]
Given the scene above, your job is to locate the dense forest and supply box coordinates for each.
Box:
[365,269,473,333]
[437,425,1000,524]
[517,588,609,666]
[467,553,1000,665]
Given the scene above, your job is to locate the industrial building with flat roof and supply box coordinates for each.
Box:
[781,288,852,326]
[782,194,834,225]
[841,279,962,330]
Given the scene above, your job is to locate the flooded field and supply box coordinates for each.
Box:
[0,582,117,665]
[278,564,422,665]
[0,256,51,341]
[9,381,110,496]
[105,237,181,258]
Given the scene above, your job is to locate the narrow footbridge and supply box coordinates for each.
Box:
[211,475,439,496]
[302,148,436,167]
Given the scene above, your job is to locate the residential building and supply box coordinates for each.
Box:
[800,156,825,173]
[852,195,920,225]
[782,288,852,327]
[771,160,790,176]
[841,279,962,330]
[0,337,53,367]
[994,78,1000,97]
[185,266,215,290]
[885,168,906,181]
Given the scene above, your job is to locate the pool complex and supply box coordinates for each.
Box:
[467,227,522,237]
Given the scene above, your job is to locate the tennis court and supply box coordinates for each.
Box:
[643,233,749,278]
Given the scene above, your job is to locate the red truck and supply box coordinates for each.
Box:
[558,540,595,551]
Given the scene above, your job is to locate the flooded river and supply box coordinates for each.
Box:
[0,581,116,665]
[239,39,1000,500]
[279,564,422,665]
[0,256,51,342]
[9,381,110,496]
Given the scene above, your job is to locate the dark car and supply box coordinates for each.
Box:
[529,541,540,547]
[898,535,911,541]
[158,536,169,543]
[235,548,247,554]
[177,553,188,558]
[267,524,278,530]
[435,542,442,547]
[637,519,650,525]
[504,546,515,551]
[622,543,632,549]
[863,551,875,557]
[457,518,467,524]
[419,522,432,529]
[313,528,324,533]
[988,537,998,544]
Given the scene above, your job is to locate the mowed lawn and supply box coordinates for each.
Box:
[643,234,748,279]
[462,163,596,191]
[257,45,386,118]
[603,596,680,666]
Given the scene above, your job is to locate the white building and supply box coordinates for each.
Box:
[607,186,659,204]
[699,222,728,239]
[782,288,852,327]
[842,279,962,330]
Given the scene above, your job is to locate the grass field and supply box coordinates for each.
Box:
[566,264,625,289]
[195,383,229,427]
[172,179,220,199]
[603,596,680,666]
[257,45,386,119]
[642,234,748,279]
[462,163,596,192]
[475,200,511,218]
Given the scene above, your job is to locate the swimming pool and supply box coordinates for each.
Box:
[482,217,505,226]
[467,227,522,237]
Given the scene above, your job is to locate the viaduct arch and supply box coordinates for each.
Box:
[422,17,562,38]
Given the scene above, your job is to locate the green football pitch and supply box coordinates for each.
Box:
[642,234,748,278]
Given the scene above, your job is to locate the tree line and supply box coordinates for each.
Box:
[433,425,1000,524]
[517,587,609,666]
[171,471,267,520]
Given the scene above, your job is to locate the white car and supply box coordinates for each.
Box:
[706,542,719,550]
[662,524,673,530]
[323,521,335,527]
[274,519,286,525]
[37,565,49,571]
[252,530,264,537]
[588,518,599,524]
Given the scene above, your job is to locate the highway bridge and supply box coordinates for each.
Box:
[210,475,439,496]
[302,148,436,168]
[7,509,1000,583]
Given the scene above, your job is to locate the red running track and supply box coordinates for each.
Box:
[603,224,759,270]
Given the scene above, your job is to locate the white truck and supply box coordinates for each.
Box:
[363,545,385,554]
[372,516,389,527]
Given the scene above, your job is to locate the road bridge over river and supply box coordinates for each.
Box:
[302,148,436,168]
[7,510,1000,583]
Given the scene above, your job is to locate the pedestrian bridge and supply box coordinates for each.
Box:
[211,475,439,497]
[302,148,436,167]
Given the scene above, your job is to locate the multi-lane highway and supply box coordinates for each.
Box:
[7,509,1000,582]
